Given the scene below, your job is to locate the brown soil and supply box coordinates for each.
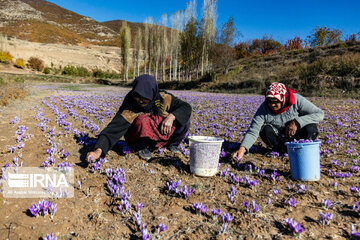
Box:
[0,82,359,240]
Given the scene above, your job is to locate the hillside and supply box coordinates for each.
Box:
[158,41,360,98]
[0,0,123,45]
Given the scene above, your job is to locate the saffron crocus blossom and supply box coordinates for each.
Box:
[227,193,236,204]
[220,213,233,234]
[220,168,229,177]
[50,202,57,220]
[243,200,250,210]
[156,223,168,235]
[158,148,165,156]
[192,203,207,215]
[211,208,221,216]
[137,202,143,214]
[28,199,56,218]
[77,180,81,189]
[140,224,150,240]
[10,116,20,124]
[318,212,333,225]
[321,199,332,209]
[351,224,360,238]
[133,212,142,226]
[288,198,298,208]
[353,201,360,212]
[43,233,57,240]
[252,200,260,213]
[273,189,280,196]
[284,218,304,235]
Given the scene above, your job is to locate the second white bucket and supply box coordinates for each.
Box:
[188,136,224,177]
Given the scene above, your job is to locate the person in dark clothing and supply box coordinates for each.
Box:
[86,74,192,161]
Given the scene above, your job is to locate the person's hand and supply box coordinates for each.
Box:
[232,146,246,161]
[86,148,102,163]
[161,114,175,135]
[286,119,300,138]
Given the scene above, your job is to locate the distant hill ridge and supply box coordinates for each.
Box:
[0,0,148,46]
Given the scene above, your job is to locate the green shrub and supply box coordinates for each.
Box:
[14,58,25,68]
[43,67,51,74]
[14,77,24,83]
[62,65,90,77]
[28,57,44,71]
[0,77,5,85]
[0,51,13,64]
[92,69,120,79]
[76,66,90,77]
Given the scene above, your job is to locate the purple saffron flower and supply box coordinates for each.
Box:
[351,224,360,237]
[137,202,144,213]
[288,198,298,208]
[319,212,333,225]
[273,189,280,196]
[158,148,165,156]
[243,200,250,209]
[141,224,150,240]
[192,203,207,214]
[284,218,304,234]
[220,149,227,158]
[321,199,332,209]
[227,193,236,204]
[133,212,142,226]
[220,168,229,177]
[62,152,70,158]
[77,180,81,189]
[211,208,221,216]
[156,223,168,234]
[43,233,57,240]
[220,213,233,234]
[252,200,260,213]
[50,202,57,219]
[230,186,237,195]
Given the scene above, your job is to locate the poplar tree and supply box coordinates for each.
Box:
[160,13,168,81]
[145,17,154,75]
[200,0,217,75]
[120,21,131,81]
[133,27,142,77]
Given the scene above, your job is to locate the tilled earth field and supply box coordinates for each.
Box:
[0,82,359,240]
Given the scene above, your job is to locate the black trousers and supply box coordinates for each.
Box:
[259,123,319,152]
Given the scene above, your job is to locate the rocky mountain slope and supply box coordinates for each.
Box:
[0,0,122,45]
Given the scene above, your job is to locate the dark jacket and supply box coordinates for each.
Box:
[94,90,192,156]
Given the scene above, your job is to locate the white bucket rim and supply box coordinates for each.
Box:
[187,135,224,144]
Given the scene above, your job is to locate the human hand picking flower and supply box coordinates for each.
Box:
[86,148,102,163]
[286,119,299,138]
[232,146,246,160]
[161,114,175,135]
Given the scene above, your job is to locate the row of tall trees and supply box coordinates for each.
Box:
[118,0,219,82]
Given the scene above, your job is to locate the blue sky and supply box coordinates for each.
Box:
[47,0,360,44]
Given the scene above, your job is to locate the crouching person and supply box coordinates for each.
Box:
[232,82,324,160]
[86,74,192,161]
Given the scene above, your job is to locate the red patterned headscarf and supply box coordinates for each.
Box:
[266,82,296,114]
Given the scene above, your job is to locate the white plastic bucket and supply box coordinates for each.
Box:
[188,136,224,177]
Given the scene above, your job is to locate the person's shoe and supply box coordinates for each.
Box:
[168,145,182,154]
[138,148,152,160]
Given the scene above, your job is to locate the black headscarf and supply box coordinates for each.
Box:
[131,74,163,114]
